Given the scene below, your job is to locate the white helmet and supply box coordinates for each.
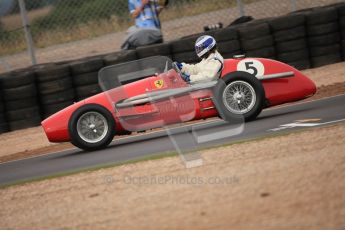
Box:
[195,35,216,58]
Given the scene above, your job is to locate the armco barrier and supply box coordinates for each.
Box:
[0,2,345,133]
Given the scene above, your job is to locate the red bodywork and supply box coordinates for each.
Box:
[42,57,316,143]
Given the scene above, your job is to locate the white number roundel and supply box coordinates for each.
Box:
[237,59,265,77]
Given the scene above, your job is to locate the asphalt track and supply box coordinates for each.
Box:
[1,94,345,186]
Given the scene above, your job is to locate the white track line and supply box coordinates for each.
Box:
[1,93,345,165]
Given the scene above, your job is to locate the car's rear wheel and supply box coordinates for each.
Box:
[69,104,115,151]
[213,71,265,122]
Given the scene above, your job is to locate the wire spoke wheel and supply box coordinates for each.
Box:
[77,111,109,143]
[222,80,256,115]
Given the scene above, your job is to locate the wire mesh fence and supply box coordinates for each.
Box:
[0,0,343,73]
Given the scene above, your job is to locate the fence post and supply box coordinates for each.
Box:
[18,0,37,65]
[290,0,297,12]
[236,0,245,17]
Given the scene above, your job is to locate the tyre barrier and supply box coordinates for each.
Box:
[103,50,137,66]
[34,65,75,119]
[238,22,276,59]
[269,13,310,70]
[0,70,41,131]
[0,2,345,134]
[214,28,242,59]
[136,42,172,59]
[306,7,342,67]
[70,57,104,101]
[0,88,8,134]
[337,4,345,60]
[171,35,200,63]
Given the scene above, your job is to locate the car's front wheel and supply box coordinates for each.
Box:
[69,104,115,151]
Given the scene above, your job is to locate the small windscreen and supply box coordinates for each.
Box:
[98,56,173,91]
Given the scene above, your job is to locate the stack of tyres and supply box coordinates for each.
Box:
[35,65,75,118]
[170,36,200,63]
[103,50,139,87]
[237,22,276,59]
[0,70,41,131]
[269,14,310,70]
[103,50,137,66]
[136,43,172,59]
[306,7,342,67]
[213,27,242,59]
[336,3,345,59]
[0,86,8,134]
[70,57,104,101]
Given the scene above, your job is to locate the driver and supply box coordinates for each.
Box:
[175,35,224,84]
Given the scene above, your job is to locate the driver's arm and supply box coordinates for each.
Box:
[184,59,221,83]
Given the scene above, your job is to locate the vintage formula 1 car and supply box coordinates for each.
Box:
[42,56,316,151]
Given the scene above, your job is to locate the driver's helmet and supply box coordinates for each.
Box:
[195,35,216,58]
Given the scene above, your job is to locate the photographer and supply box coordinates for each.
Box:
[129,0,165,29]
[122,0,167,49]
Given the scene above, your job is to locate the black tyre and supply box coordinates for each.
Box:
[170,37,197,53]
[8,117,41,131]
[173,51,199,63]
[306,7,338,25]
[341,30,345,40]
[217,40,241,54]
[240,35,274,51]
[340,16,345,28]
[38,77,73,95]
[40,88,75,105]
[273,26,306,42]
[0,122,8,134]
[0,100,5,113]
[287,59,311,70]
[136,43,171,58]
[245,46,276,58]
[310,44,341,57]
[0,70,35,89]
[214,28,238,42]
[6,106,41,122]
[5,97,38,111]
[222,50,243,59]
[76,84,102,100]
[103,50,137,66]
[307,21,339,36]
[72,71,99,86]
[269,14,305,31]
[213,71,265,122]
[42,101,73,118]
[70,57,104,75]
[276,38,307,53]
[238,23,270,40]
[308,32,341,46]
[277,49,309,63]
[337,4,345,16]
[311,53,342,67]
[0,113,6,123]
[68,104,116,151]
[35,65,70,83]
[3,83,37,101]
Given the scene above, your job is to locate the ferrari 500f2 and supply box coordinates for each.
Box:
[42,56,316,150]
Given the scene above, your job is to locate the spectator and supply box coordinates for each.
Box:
[128,0,163,29]
[122,0,166,49]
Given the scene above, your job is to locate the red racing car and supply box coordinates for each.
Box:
[42,56,316,151]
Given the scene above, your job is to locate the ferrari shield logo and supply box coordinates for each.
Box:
[154,79,164,88]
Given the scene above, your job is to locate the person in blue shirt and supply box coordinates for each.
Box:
[128,0,164,29]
